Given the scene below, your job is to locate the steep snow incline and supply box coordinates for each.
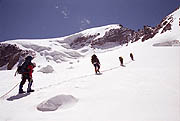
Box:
[0,39,179,121]
[152,7,180,46]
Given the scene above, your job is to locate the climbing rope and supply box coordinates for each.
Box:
[0,82,20,99]
[0,60,133,100]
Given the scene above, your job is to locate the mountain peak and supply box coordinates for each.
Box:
[0,7,179,70]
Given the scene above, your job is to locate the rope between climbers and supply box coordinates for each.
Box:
[0,82,20,99]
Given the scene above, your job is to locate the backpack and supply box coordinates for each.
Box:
[17,65,23,74]
[17,62,28,74]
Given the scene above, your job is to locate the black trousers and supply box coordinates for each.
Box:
[19,74,33,91]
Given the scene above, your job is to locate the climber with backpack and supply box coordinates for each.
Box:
[16,56,36,94]
[91,54,101,74]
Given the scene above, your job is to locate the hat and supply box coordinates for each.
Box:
[25,56,33,61]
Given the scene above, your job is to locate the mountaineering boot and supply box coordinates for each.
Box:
[19,89,26,94]
[97,69,100,73]
[27,89,34,93]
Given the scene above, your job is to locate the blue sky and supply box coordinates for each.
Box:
[0,0,179,42]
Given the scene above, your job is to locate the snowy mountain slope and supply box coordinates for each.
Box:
[0,24,121,70]
[0,7,180,121]
[0,37,179,121]
[151,7,180,46]
[0,24,134,71]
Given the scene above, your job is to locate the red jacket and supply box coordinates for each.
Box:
[27,64,35,78]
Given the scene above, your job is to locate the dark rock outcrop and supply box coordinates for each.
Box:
[160,16,173,34]
[68,7,178,49]
[70,34,99,49]
[140,25,159,42]
[91,27,138,48]
[69,25,140,49]
[0,43,34,70]
[69,23,161,49]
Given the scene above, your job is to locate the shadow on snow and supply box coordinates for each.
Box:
[7,93,30,101]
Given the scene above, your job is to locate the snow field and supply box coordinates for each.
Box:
[0,41,179,121]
